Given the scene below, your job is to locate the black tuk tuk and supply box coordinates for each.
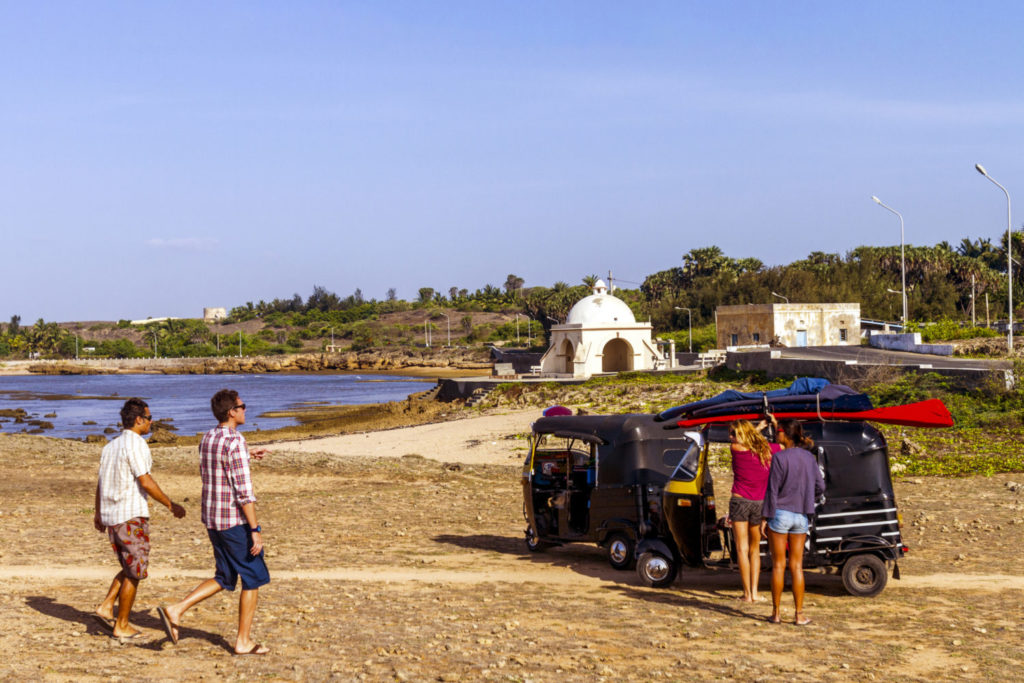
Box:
[522,414,718,588]
[524,403,935,597]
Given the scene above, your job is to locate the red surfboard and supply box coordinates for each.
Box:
[675,398,953,429]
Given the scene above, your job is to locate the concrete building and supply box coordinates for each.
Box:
[716,303,861,349]
[538,280,662,378]
[203,307,228,322]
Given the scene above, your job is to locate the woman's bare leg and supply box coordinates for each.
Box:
[788,532,808,623]
[768,529,788,622]
[732,521,752,600]
[748,522,763,601]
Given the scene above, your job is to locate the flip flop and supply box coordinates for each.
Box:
[767,616,782,624]
[795,616,812,626]
[156,606,178,645]
[233,643,269,656]
[92,614,115,632]
[115,631,144,642]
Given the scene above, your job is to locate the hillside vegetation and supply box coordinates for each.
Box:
[2,239,1021,360]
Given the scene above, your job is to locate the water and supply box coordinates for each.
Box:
[0,373,431,440]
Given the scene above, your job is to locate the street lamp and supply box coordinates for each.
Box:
[771,291,789,304]
[673,306,693,353]
[438,312,450,346]
[975,163,1013,351]
[871,195,909,326]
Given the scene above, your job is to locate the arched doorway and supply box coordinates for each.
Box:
[559,339,575,374]
[601,338,633,372]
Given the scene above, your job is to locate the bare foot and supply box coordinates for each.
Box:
[767,614,782,624]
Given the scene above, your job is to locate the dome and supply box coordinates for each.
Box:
[565,292,637,325]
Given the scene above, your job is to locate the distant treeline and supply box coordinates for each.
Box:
[0,239,1016,359]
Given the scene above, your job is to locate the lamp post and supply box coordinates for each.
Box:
[424,318,430,347]
[872,195,908,326]
[439,312,450,346]
[771,291,789,304]
[515,313,520,344]
[238,330,242,357]
[975,164,1013,351]
[674,306,693,353]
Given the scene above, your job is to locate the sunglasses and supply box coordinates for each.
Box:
[232,403,247,411]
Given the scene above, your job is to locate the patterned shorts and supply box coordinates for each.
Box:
[729,496,764,525]
[107,517,150,580]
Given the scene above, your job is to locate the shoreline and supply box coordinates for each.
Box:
[0,357,490,378]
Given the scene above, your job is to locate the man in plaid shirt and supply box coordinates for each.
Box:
[158,389,270,655]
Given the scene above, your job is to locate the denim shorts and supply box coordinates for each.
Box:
[207,524,271,591]
[767,509,809,535]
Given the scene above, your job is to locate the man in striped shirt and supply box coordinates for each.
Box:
[159,389,270,655]
[94,398,185,639]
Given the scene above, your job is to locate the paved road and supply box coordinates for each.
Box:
[776,345,1011,371]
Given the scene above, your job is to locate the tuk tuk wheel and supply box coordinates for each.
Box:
[841,554,888,597]
[636,551,678,588]
[606,533,635,570]
[525,527,550,553]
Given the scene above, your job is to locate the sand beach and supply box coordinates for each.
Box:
[0,405,1022,681]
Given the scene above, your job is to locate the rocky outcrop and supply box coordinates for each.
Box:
[160,349,493,375]
[26,363,102,375]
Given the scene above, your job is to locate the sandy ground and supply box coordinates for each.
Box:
[268,408,538,465]
[0,411,1022,682]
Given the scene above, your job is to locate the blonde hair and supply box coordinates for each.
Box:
[730,419,772,467]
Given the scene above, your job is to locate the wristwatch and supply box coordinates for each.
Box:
[252,525,261,533]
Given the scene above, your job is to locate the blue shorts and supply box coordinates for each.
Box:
[207,524,270,591]
[767,509,809,535]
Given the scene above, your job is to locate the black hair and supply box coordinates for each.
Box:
[777,419,814,449]
[120,398,149,429]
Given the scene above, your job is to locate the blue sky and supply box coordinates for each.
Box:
[4,2,1024,321]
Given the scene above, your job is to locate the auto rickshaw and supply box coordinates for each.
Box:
[523,388,952,597]
[522,413,718,588]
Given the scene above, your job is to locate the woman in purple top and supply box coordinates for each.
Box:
[728,419,782,603]
[760,419,825,625]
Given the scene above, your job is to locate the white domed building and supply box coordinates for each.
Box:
[538,280,663,378]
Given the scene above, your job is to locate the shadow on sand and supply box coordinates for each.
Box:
[24,596,233,653]
[431,532,850,603]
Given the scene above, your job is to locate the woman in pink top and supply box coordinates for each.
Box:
[728,419,782,602]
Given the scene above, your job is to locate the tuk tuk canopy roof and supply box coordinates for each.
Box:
[533,414,679,446]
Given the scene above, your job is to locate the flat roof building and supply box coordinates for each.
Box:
[716,303,861,349]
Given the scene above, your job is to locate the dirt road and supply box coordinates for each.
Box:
[0,414,1021,682]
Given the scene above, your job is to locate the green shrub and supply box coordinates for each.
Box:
[917,318,998,342]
